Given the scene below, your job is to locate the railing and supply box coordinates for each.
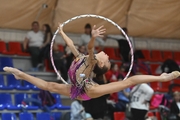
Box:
[0,28,180,51]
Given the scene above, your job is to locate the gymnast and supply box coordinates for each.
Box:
[3,23,180,101]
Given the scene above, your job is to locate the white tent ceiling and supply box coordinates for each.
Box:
[0,0,180,39]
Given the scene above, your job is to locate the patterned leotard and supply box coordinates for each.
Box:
[68,54,96,100]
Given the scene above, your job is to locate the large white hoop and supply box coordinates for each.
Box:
[50,14,134,84]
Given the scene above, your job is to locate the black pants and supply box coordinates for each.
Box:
[115,100,128,112]
[28,47,40,67]
[107,104,116,120]
[91,112,105,119]
[39,44,50,62]
[131,108,147,120]
[54,59,68,81]
[118,40,130,63]
[121,49,130,62]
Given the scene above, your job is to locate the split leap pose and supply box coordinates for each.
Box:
[4,24,180,101]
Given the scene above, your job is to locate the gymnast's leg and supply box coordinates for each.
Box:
[3,67,71,97]
[88,71,180,98]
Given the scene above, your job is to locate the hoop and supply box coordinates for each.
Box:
[50,14,134,84]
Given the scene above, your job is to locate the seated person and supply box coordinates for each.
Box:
[155,59,180,74]
[115,87,130,112]
[80,23,105,52]
[170,91,180,120]
[53,43,68,81]
[64,45,76,70]
[161,59,180,73]
[22,90,56,112]
[79,45,87,54]
[23,21,44,71]
[105,63,122,82]
[105,63,123,104]
[39,24,53,62]
[71,100,93,120]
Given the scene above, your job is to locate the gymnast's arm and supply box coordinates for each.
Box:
[87,25,106,62]
[58,23,79,57]
[87,34,96,59]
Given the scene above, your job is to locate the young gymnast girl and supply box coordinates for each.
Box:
[4,24,180,100]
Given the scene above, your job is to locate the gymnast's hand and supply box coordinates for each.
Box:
[91,25,106,38]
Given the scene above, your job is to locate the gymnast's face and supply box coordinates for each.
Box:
[96,51,111,70]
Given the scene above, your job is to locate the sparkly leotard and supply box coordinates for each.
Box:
[68,54,96,100]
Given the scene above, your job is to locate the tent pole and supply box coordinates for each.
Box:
[51,0,59,29]
[35,3,48,21]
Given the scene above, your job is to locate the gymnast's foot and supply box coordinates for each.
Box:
[3,67,24,80]
[160,71,180,82]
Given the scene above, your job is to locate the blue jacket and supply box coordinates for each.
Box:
[118,88,130,102]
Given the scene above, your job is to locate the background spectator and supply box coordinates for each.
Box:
[130,83,154,120]
[155,59,180,74]
[53,43,68,81]
[116,88,130,112]
[39,24,53,62]
[105,63,120,111]
[22,90,56,113]
[79,45,87,54]
[23,21,44,71]
[119,63,128,76]
[108,27,134,63]
[105,63,122,83]
[80,23,105,52]
[106,87,131,120]
[161,59,180,73]
[64,45,76,70]
[105,63,126,120]
[170,91,180,120]
[71,100,93,120]
[132,60,151,75]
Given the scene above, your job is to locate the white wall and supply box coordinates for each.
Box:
[0,28,180,51]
